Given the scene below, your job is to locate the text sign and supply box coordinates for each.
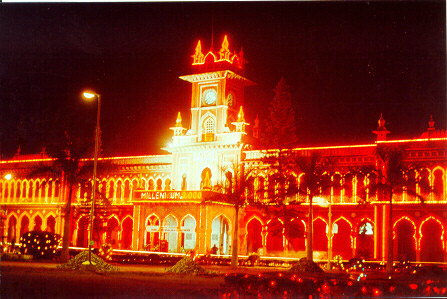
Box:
[134,191,203,201]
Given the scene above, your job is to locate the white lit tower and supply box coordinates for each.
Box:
[166,36,255,191]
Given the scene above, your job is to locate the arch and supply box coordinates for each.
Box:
[145,214,160,250]
[201,168,212,190]
[246,217,263,254]
[116,179,123,203]
[343,173,354,202]
[332,217,353,260]
[211,214,231,255]
[19,214,30,238]
[45,214,56,233]
[15,180,21,199]
[108,179,115,201]
[123,179,131,201]
[7,214,17,242]
[419,216,444,262]
[148,178,155,191]
[356,218,374,259]
[180,214,196,251]
[419,168,431,199]
[76,216,89,248]
[155,178,163,191]
[332,173,342,203]
[31,213,44,231]
[121,216,133,250]
[200,112,216,142]
[162,214,178,252]
[313,217,328,252]
[393,216,417,261]
[34,180,40,200]
[164,178,172,191]
[106,215,120,249]
[432,168,445,201]
[288,218,306,252]
[266,218,284,253]
[28,179,34,199]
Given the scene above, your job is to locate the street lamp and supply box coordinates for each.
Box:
[82,91,101,265]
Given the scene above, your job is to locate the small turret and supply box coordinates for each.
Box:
[170,112,186,136]
[373,113,390,141]
[232,106,249,133]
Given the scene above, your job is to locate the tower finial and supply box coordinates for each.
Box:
[373,113,390,141]
[192,40,204,65]
[232,106,249,133]
[428,115,435,129]
[170,112,186,136]
[219,35,231,61]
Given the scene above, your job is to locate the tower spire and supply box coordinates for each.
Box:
[373,113,390,141]
[170,112,186,136]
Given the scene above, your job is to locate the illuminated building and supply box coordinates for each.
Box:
[0,36,446,262]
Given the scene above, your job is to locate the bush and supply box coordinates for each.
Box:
[19,231,61,259]
[290,258,323,273]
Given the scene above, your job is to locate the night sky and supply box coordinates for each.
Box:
[0,2,445,159]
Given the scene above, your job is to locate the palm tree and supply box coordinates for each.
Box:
[219,160,255,268]
[290,153,335,262]
[368,145,426,273]
[30,140,92,262]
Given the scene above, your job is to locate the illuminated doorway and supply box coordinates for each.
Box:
[211,215,230,255]
[162,215,178,253]
[246,218,263,254]
[181,215,196,251]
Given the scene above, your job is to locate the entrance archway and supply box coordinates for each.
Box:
[145,215,160,251]
[420,218,443,262]
[288,219,306,252]
[46,216,56,233]
[181,215,196,251]
[106,217,120,249]
[20,216,29,238]
[394,218,416,261]
[33,215,43,231]
[246,218,263,254]
[356,221,374,259]
[8,216,17,243]
[76,216,89,248]
[313,218,328,252]
[121,217,133,250]
[332,218,352,260]
[211,215,230,255]
[266,218,283,253]
[162,215,178,253]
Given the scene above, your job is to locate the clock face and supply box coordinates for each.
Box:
[203,89,217,105]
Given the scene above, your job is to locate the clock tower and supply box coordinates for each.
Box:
[166,36,254,191]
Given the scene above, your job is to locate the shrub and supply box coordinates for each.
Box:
[19,231,61,259]
[290,258,323,273]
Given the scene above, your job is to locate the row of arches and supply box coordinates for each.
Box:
[6,212,58,243]
[0,179,61,203]
[74,215,133,250]
[245,215,446,261]
[144,213,231,255]
[76,177,172,204]
[249,166,446,204]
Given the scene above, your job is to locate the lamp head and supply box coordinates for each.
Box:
[4,174,12,180]
[82,91,98,100]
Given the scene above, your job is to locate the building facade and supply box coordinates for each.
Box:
[1,36,446,262]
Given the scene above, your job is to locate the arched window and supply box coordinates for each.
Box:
[164,179,171,191]
[148,179,155,191]
[156,179,163,191]
[203,117,215,142]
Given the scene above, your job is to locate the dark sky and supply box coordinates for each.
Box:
[0,2,445,159]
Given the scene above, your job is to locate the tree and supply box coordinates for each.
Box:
[367,145,426,273]
[258,78,302,252]
[219,159,255,268]
[262,77,297,150]
[29,134,92,262]
[290,153,335,262]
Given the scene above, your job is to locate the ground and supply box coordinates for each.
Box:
[0,261,281,298]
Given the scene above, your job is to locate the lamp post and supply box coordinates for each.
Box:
[327,198,332,271]
[82,91,101,265]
